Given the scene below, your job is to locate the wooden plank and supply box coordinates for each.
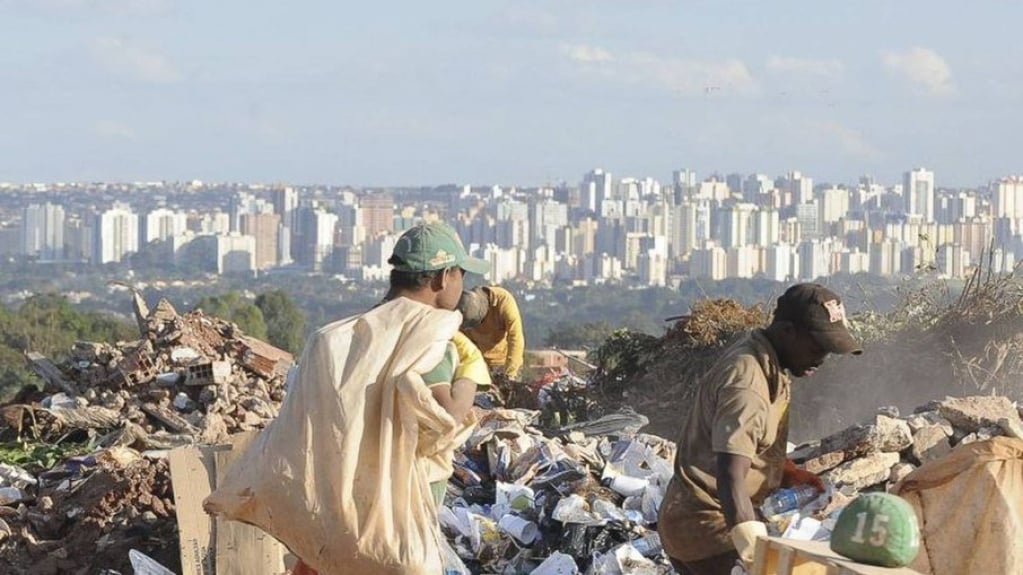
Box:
[752,538,771,575]
[754,537,923,575]
[777,546,796,574]
[213,433,286,575]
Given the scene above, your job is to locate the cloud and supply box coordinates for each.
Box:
[766,56,844,79]
[813,121,881,159]
[881,47,955,96]
[89,37,181,83]
[562,43,756,95]
[562,43,613,65]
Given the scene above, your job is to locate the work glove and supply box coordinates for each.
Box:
[730,520,768,567]
[782,458,825,492]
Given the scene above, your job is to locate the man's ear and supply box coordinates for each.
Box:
[431,270,447,291]
[437,267,457,290]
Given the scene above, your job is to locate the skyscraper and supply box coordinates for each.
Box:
[94,203,139,264]
[360,192,394,238]
[22,202,65,261]
[903,168,935,222]
[239,212,281,270]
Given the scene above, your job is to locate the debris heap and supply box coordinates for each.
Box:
[0,294,293,574]
[442,407,674,575]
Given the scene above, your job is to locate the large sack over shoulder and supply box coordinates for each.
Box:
[204,298,468,575]
[892,436,1023,575]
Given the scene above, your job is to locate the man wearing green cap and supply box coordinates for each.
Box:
[282,219,493,572]
[658,283,863,575]
[385,221,493,504]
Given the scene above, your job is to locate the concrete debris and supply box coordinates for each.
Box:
[792,395,1023,496]
[0,293,294,574]
[936,395,1020,433]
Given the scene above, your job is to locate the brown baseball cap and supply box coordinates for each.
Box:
[774,283,863,355]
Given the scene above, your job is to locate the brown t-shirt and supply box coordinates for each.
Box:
[658,329,791,562]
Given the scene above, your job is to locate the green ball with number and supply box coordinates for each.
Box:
[830,492,921,567]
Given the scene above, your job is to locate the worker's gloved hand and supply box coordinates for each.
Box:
[730,520,768,567]
[782,458,825,492]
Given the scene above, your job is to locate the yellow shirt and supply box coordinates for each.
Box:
[461,286,525,378]
[658,330,791,562]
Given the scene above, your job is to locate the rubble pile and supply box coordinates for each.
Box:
[0,293,293,574]
[778,394,1023,537]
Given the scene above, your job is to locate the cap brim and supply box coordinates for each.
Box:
[460,256,490,276]
[810,327,863,355]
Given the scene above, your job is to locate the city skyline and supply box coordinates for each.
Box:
[2,2,1023,186]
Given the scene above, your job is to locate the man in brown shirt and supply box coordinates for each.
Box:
[658,284,863,575]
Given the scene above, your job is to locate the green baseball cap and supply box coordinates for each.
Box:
[388,222,490,275]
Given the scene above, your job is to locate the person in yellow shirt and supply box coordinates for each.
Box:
[457,285,525,379]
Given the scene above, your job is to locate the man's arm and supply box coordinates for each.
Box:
[430,378,477,423]
[716,452,756,527]
[498,290,525,378]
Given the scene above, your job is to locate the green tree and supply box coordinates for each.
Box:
[255,289,306,354]
[194,292,269,340]
[544,321,617,349]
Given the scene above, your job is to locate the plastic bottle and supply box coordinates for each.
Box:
[761,485,818,518]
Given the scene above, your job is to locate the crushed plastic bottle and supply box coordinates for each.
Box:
[761,485,818,519]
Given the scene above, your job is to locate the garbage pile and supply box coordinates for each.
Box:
[441,407,674,575]
[0,292,293,574]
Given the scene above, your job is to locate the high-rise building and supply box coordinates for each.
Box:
[991,176,1023,220]
[94,203,139,264]
[22,202,65,261]
[818,187,850,225]
[296,208,338,270]
[142,208,187,245]
[796,202,820,239]
[582,169,613,212]
[783,171,814,205]
[360,192,394,238]
[239,212,281,270]
[904,168,935,222]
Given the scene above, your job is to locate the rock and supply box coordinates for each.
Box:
[877,406,899,418]
[803,451,846,475]
[998,417,1023,439]
[910,426,951,465]
[819,415,912,457]
[937,396,1021,433]
[889,462,915,484]
[821,452,900,491]
[903,411,954,435]
[958,426,1001,446]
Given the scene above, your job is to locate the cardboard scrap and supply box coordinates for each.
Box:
[169,433,288,575]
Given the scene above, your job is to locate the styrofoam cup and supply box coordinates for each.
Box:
[498,514,539,544]
[609,474,649,497]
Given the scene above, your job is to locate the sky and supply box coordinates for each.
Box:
[2,0,1022,188]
